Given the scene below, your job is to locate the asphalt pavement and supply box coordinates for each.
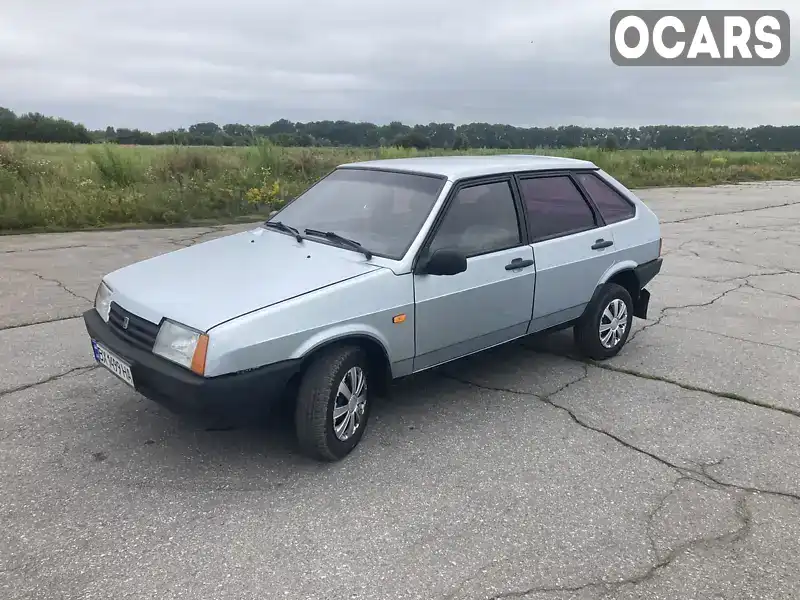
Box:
[2,180,800,600]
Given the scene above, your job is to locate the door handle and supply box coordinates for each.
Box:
[505,258,534,270]
[591,239,614,250]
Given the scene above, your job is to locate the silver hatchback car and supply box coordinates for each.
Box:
[84,155,662,461]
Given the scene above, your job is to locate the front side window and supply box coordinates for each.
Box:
[518,175,597,241]
[270,168,446,260]
[428,180,521,257]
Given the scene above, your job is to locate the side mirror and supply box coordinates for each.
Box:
[420,249,467,276]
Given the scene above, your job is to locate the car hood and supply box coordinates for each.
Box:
[104,227,383,331]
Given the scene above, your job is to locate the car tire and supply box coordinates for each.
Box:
[573,283,634,361]
[294,344,373,462]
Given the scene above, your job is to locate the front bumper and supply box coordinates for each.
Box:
[83,309,300,421]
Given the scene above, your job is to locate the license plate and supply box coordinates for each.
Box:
[91,339,135,388]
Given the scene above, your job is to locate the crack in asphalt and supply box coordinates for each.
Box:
[33,273,93,303]
[18,271,93,303]
[697,221,800,234]
[0,314,83,332]
[166,226,227,248]
[643,477,698,561]
[0,365,99,400]
[656,269,788,285]
[627,266,800,348]
[440,366,800,502]
[437,368,789,598]
[549,350,800,421]
[709,271,789,283]
[0,244,90,254]
[442,561,511,600]
[698,253,800,277]
[482,493,752,600]
[666,238,800,277]
[663,199,800,224]
[652,322,800,356]
[744,280,800,305]
[628,279,749,344]
[662,238,700,256]
[442,369,689,477]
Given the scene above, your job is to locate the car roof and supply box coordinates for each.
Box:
[338,154,598,180]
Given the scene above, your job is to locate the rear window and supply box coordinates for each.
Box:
[575,172,635,224]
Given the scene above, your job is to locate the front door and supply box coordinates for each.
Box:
[413,177,536,371]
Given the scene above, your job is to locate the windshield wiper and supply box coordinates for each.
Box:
[304,229,372,259]
[263,220,303,242]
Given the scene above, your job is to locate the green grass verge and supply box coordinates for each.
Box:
[1,142,799,232]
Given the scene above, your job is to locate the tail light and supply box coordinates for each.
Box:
[658,238,662,257]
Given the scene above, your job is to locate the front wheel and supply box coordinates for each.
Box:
[294,345,373,461]
[574,283,634,360]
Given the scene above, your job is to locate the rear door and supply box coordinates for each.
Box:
[412,176,535,371]
[571,170,641,262]
[516,171,617,333]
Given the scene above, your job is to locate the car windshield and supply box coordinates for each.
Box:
[268,168,446,260]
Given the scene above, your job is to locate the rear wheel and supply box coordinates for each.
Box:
[574,283,634,360]
[294,345,372,461]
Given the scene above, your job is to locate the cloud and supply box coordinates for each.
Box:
[0,0,797,129]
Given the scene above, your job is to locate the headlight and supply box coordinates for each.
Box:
[94,281,112,322]
[153,319,209,375]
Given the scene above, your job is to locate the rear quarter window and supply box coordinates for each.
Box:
[575,172,636,224]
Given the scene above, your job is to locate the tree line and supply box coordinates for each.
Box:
[1,106,798,151]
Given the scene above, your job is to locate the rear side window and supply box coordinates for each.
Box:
[518,175,597,241]
[575,172,635,224]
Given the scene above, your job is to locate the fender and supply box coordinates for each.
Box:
[593,260,652,319]
[598,260,638,287]
[292,323,394,377]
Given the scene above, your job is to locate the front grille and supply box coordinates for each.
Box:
[108,302,160,350]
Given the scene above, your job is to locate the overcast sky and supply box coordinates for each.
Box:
[1,0,797,130]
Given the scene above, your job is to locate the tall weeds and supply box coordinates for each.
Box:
[1,141,799,232]
[89,144,139,187]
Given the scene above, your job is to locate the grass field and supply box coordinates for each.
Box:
[1,141,799,232]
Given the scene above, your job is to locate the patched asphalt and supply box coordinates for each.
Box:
[2,181,800,599]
